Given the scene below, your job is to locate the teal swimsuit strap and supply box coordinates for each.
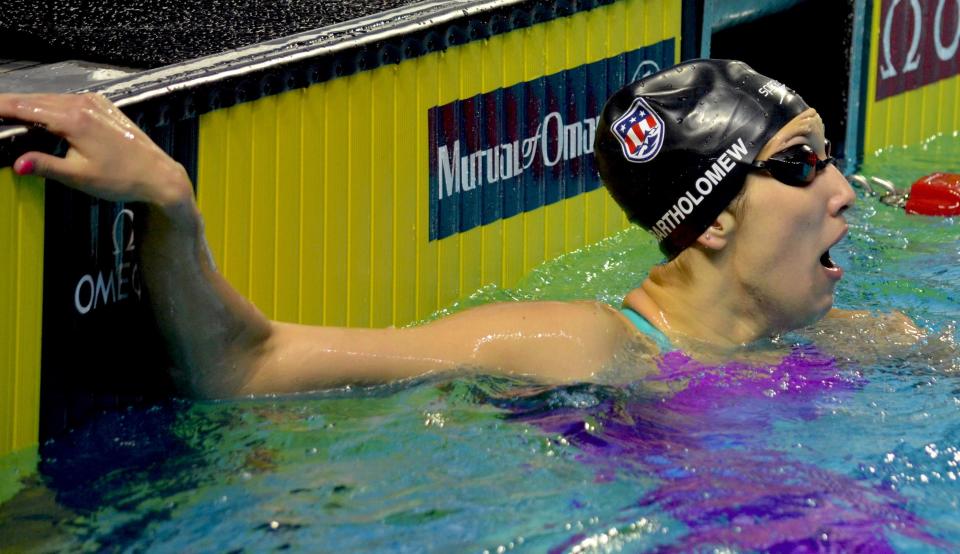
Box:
[620,307,672,351]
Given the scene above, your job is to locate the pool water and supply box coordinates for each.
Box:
[1,134,958,552]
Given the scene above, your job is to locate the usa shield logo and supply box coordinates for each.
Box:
[611,97,664,163]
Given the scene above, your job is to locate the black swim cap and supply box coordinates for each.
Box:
[595,59,810,258]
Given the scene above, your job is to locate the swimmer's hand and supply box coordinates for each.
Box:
[1,92,266,397]
[803,308,926,363]
[825,308,924,340]
[0,93,192,211]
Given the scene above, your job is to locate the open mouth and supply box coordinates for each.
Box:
[819,249,836,269]
[820,226,848,280]
[819,248,844,281]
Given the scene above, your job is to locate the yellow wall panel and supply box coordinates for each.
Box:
[347,71,374,328]
[662,0,681,43]
[371,65,397,329]
[0,169,44,457]
[0,173,14,454]
[299,84,327,325]
[275,89,304,322]
[637,0,659,43]
[414,50,440,321]
[251,94,279,313]
[867,75,960,153]
[904,85,924,145]
[607,0,629,55]
[197,0,679,328]
[888,93,906,148]
[394,60,419,325]
[954,78,960,133]
[224,102,254,295]
[941,78,958,137]
[197,109,229,264]
[323,77,350,326]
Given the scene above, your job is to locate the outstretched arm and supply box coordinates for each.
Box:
[2,93,638,398]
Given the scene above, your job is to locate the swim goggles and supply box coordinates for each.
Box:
[743,140,834,186]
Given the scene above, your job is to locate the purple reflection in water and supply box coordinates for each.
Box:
[509,346,942,552]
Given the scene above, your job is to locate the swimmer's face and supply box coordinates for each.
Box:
[729,109,855,331]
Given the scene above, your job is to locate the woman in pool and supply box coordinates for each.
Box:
[0,60,921,398]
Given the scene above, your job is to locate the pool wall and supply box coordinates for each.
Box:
[0,0,682,458]
[195,2,679,329]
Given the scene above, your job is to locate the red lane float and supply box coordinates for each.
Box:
[904,173,960,216]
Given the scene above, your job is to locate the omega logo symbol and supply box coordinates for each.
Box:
[934,0,960,61]
[632,60,661,83]
[112,207,135,255]
[73,207,143,315]
[881,0,960,79]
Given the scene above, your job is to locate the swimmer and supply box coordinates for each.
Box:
[0,60,924,398]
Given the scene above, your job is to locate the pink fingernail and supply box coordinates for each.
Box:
[14,159,34,175]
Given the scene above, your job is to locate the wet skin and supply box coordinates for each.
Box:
[0,94,923,397]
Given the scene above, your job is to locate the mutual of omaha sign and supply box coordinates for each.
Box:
[427,39,675,241]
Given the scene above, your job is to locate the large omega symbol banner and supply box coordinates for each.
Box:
[427,39,675,241]
[876,0,960,100]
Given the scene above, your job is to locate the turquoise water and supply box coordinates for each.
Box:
[1,134,958,552]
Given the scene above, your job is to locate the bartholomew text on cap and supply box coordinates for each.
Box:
[652,137,749,241]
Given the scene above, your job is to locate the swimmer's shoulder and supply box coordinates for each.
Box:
[417,300,649,383]
[574,301,665,356]
[521,300,663,360]
[496,299,648,352]
[509,300,661,379]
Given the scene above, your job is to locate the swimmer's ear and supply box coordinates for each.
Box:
[695,211,736,251]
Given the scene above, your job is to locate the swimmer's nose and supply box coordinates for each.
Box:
[828,165,855,217]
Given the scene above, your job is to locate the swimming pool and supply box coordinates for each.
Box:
[1,135,958,552]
